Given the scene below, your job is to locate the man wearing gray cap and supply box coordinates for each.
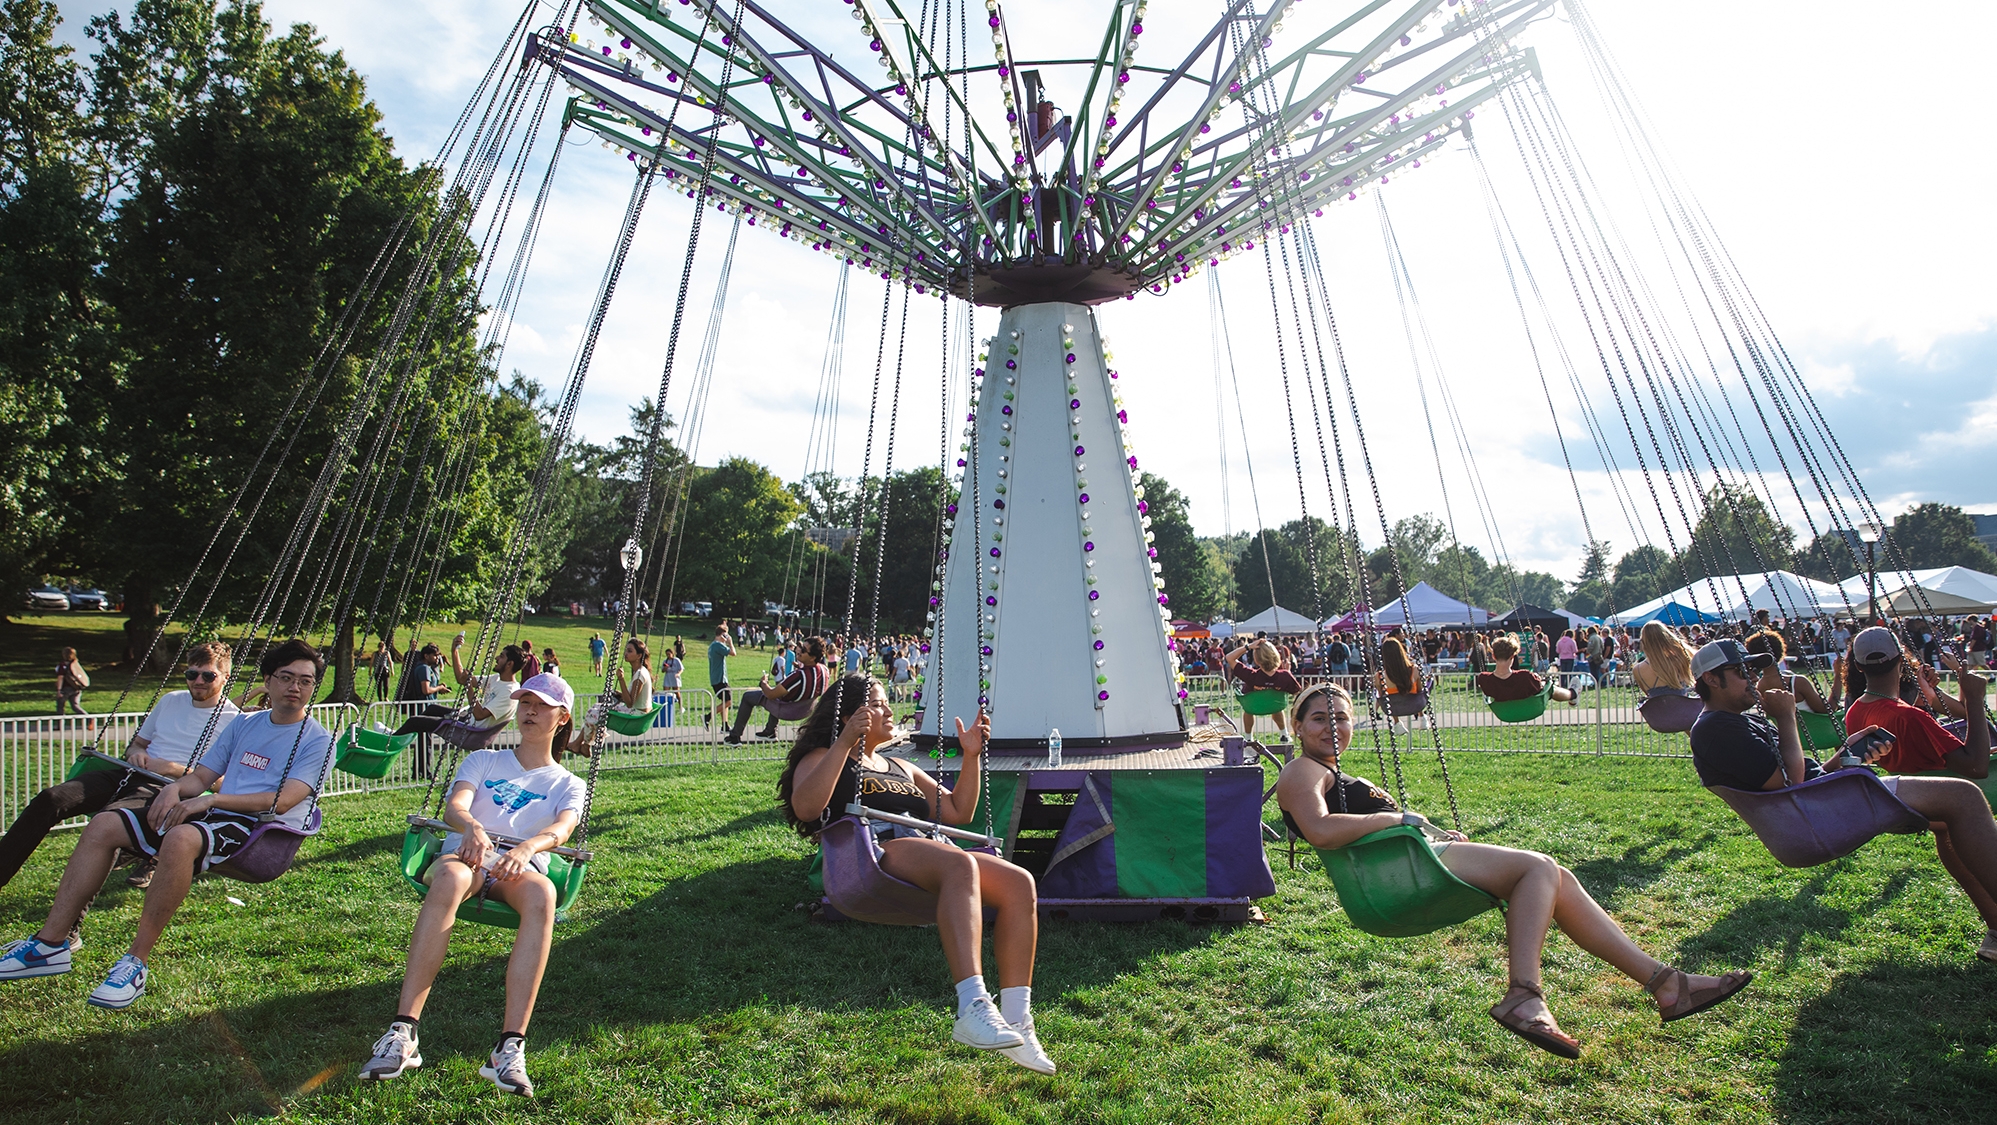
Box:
[1688,635,1997,963]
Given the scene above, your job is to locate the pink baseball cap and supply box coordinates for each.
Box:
[512,672,573,708]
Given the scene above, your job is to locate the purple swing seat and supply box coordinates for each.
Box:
[1709,770,1929,868]
[1381,690,1429,718]
[1637,692,1705,733]
[819,815,998,926]
[207,808,323,884]
[435,718,505,751]
[763,693,819,723]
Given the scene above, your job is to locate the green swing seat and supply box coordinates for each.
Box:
[1796,708,1844,756]
[399,824,588,929]
[601,705,663,737]
[334,726,417,780]
[1235,688,1291,717]
[1317,825,1504,937]
[1486,682,1556,724]
[64,749,126,782]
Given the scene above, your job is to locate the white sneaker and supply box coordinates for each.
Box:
[951,996,1025,1051]
[998,1019,1056,1074]
[360,1021,423,1080]
[86,953,147,1009]
[480,1035,533,1097]
[1979,929,1997,964]
[0,937,72,980]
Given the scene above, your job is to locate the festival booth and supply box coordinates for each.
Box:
[1232,604,1320,635]
[1837,566,1997,616]
[1606,572,1844,625]
[1624,601,1719,627]
[1370,582,1490,627]
[1491,603,1571,635]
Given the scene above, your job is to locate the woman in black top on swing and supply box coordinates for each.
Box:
[779,673,1053,1074]
[1276,682,1753,1058]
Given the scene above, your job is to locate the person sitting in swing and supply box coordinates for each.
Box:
[1632,622,1697,695]
[0,643,242,904]
[1226,639,1302,736]
[724,635,828,744]
[361,672,585,1096]
[0,639,333,1009]
[1277,682,1753,1058]
[1475,636,1579,708]
[778,674,1053,1074]
[394,638,525,739]
[1688,636,1997,963]
[1742,629,1832,716]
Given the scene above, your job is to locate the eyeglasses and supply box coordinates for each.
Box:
[268,671,318,688]
[185,670,220,683]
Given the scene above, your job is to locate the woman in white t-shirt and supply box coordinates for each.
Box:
[361,673,586,1097]
[612,638,653,715]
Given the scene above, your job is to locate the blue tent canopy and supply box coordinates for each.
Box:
[1627,601,1718,627]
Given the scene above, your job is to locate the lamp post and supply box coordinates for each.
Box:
[1857,522,1881,625]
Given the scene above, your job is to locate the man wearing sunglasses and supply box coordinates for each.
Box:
[0,642,242,900]
[0,638,334,1008]
[1688,637,1997,963]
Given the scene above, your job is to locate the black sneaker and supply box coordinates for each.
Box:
[722,734,743,745]
[127,859,156,888]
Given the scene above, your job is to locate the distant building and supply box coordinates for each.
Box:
[804,526,858,553]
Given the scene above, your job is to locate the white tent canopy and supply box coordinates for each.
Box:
[1369,582,1490,626]
[1606,571,1846,625]
[1837,566,1997,615]
[1232,605,1321,634]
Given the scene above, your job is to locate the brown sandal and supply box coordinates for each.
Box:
[1488,981,1581,1059]
[1645,964,1753,1023]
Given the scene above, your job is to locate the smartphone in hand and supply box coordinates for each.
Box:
[1840,726,1896,767]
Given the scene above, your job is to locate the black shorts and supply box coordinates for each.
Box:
[712,681,731,703]
[114,806,262,872]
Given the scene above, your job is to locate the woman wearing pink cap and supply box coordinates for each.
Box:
[359,672,586,1098]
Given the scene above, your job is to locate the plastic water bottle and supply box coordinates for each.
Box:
[1048,727,1062,769]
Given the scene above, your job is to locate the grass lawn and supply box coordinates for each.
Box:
[2,752,1993,1123]
[0,612,825,719]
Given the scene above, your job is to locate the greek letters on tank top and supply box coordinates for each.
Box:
[1280,768,1398,839]
[829,753,933,823]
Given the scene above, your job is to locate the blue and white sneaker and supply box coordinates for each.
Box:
[86,954,147,1009]
[0,937,72,980]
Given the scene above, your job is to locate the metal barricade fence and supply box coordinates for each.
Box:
[1182,672,1693,760]
[1,689,800,833]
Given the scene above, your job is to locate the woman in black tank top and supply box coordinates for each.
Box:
[1275,682,1753,1059]
[778,674,1052,1073]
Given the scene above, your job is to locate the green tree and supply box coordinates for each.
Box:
[671,458,801,617]
[1140,473,1225,622]
[1792,529,1859,583]
[1428,543,1491,606]
[1611,544,1674,609]
[1886,503,1997,572]
[1485,566,1565,612]
[1677,482,1795,583]
[1232,518,1353,620]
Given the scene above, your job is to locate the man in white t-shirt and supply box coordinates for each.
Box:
[1,638,333,1010]
[0,642,242,900]
[393,639,524,773]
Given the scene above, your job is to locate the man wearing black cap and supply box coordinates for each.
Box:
[1688,636,1997,963]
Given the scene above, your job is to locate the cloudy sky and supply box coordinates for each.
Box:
[58,0,1997,579]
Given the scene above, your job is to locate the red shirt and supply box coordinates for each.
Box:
[1844,694,1961,774]
[1233,665,1302,693]
[1477,669,1545,703]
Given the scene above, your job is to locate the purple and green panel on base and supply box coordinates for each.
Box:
[812,763,1274,922]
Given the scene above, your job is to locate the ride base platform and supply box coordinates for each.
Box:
[813,737,1276,923]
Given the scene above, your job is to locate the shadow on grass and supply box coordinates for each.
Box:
[1677,867,1914,972]
[1773,962,1997,1124]
[1568,835,1713,904]
[0,853,1229,1122]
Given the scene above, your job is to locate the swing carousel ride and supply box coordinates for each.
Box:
[95,0,1927,923]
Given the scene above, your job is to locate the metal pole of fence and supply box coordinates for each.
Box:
[1595,674,1605,757]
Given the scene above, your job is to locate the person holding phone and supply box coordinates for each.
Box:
[1688,637,1997,964]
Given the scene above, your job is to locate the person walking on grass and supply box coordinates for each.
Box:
[709,623,737,726]
[589,632,606,676]
[658,646,684,727]
[55,647,89,715]
[0,643,242,903]
[360,673,585,1097]
[1278,681,1752,1059]
[371,635,400,701]
[0,639,333,1010]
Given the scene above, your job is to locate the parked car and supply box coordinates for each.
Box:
[25,585,68,611]
[66,587,110,611]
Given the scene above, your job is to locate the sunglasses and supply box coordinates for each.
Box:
[185,669,220,683]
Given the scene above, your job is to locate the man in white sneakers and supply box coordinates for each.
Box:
[0,639,333,1009]
[0,642,242,900]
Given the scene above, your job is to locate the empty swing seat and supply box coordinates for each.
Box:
[208,808,323,884]
[1486,683,1554,723]
[435,718,506,751]
[334,726,417,779]
[1235,688,1291,717]
[1709,770,1929,868]
[1637,691,1704,733]
[1796,708,1845,756]
[399,824,587,928]
[1317,825,1503,938]
[601,706,663,738]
